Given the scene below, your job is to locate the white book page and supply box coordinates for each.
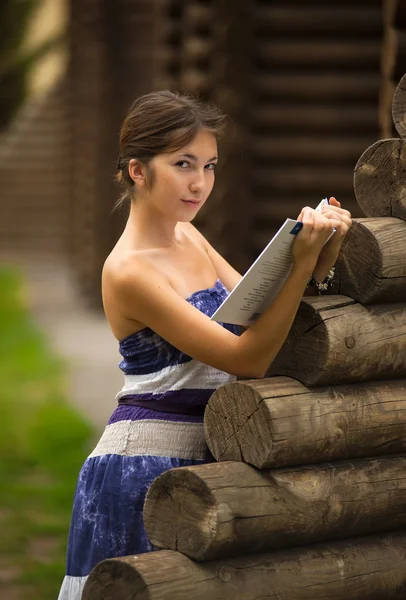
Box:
[211,218,302,327]
[211,198,332,327]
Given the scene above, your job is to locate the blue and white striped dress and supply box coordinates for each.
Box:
[58,278,239,599]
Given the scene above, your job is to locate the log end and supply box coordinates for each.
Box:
[143,467,216,560]
[84,551,192,599]
[83,558,146,600]
[353,138,406,219]
[268,297,333,386]
[204,380,265,463]
[204,379,281,467]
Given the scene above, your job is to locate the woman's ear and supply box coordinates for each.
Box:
[128,159,146,186]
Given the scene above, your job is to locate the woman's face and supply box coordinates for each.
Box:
[146,129,218,221]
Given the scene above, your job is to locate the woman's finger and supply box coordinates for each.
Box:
[322,207,352,228]
[328,196,341,207]
[321,204,350,218]
[303,209,316,227]
[297,206,314,221]
[322,209,346,223]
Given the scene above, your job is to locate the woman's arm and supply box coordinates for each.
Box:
[111,210,333,379]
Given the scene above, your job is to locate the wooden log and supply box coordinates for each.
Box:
[83,532,406,600]
[331,217,406,303]
[251,135,372,165]
[205,376,406,468]
[254,7,382,36]
[182,3,212,25]
[183,37,211,60]
[392,71,406,138]
[254,40,380,70]
[267,295,406,386]
[255,73,380,102]
[144,457,406,560]
[254,166,353,193]
[180,70,210,93]
[353,138,406,219]
[252,105,377,134]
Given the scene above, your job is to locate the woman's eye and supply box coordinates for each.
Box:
[176,161,190,168]
[205,163,216,171]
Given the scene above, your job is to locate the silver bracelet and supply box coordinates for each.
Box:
[306,267,335,293]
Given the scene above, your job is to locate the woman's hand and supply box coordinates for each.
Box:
[293,207,336,274]
[318,197,352,264]
[305,196,352,286]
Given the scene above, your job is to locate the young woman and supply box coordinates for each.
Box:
[58,90,351,599]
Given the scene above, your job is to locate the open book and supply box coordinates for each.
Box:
[211,199,332,327]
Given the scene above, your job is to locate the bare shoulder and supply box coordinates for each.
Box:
[103,249,170,305]
[101,249,170,337]
[180,221,208,250]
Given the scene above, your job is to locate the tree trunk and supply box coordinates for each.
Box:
[353,138,406,219]
[331,217,406,303]
[204,377,406,468]
[143,456,406,561]
[267,295,406,386]
[83,532,406,600]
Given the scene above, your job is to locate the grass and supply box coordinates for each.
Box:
[0,267,93,599]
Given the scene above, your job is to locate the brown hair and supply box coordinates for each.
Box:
[115,90,227,208]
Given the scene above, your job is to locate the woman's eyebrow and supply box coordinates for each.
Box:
[179,153,218,162]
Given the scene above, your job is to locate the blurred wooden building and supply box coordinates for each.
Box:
[1,0,406,306]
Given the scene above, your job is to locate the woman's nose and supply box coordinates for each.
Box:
[189,170,205,192]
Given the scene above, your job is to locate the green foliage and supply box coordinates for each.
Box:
[0,267,93,600]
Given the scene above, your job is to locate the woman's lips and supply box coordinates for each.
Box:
[181,199,200,205]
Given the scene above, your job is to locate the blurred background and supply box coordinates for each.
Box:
[0,0,405,598]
